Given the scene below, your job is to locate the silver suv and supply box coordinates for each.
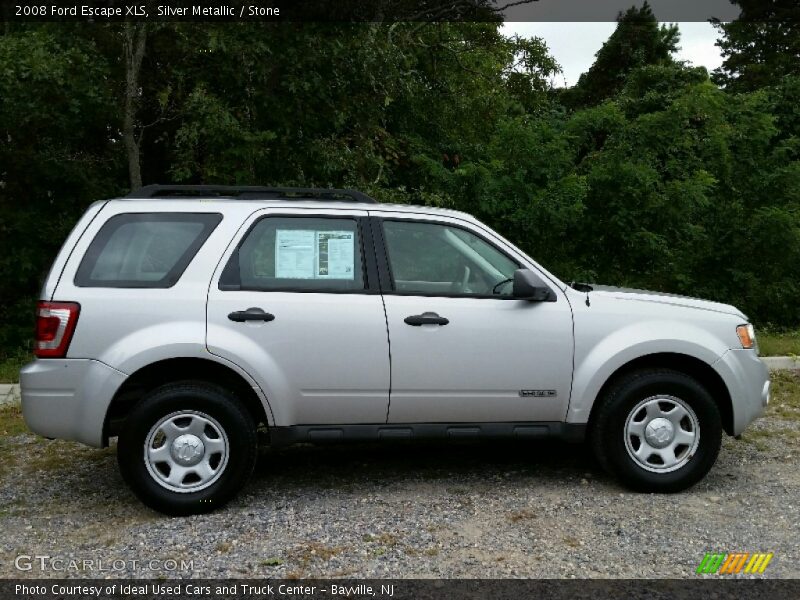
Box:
[21,185,770,515]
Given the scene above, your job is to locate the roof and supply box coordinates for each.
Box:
[125,185,378,204]
[114,185,474,221]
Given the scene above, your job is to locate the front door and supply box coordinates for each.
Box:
[207,209,390,425]
[376,215,574,423]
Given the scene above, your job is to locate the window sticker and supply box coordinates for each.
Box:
[317,231,355,280]
[275,230,316,279]
[275,229,355,280]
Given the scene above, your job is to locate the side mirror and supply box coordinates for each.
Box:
[513,269,556,302]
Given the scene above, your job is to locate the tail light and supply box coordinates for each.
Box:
[34,301,80,358]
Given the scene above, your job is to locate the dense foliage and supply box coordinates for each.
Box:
[713,0,800,92]
[1,6,800,356]
[564,3,679,108]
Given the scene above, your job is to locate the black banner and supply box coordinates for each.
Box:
[0,0,750,24]
[3,579,800,600]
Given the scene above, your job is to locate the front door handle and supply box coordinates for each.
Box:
[404,313,449,326]
[228,307,275,323]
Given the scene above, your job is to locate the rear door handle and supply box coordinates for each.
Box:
[228,307,275,323]
[404,313,449,326]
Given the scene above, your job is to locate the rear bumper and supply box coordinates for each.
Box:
[20,359,127,447]
[713,349,770,436]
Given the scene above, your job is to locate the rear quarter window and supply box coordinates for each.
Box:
[74,213,222,288]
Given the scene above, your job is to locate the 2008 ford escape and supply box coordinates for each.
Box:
[20,185,771,515]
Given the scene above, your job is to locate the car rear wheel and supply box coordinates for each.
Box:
[117,381,257,515]
[590,368,722,492]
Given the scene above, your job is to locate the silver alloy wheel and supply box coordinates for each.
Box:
[624,395,700,473]
[144,410,229,493]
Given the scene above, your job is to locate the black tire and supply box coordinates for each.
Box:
[589,368,722,493]
[117,381,257,516]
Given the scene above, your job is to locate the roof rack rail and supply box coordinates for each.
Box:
[125,185,378,204]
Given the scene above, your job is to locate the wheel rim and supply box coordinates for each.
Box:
[624,395,700,473]
[144,410,230,493]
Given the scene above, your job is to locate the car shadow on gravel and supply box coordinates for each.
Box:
[250,439,609,489]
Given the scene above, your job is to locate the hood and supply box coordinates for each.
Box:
[578,284,747,320]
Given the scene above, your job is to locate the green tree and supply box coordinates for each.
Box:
[503,34,562,114]
[0,26,121,353]
[3,19,800,365]
[159,23,559,200]
[713,0,800,92]
[565,2,679,108]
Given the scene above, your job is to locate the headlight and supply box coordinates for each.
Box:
[736,323,756,349]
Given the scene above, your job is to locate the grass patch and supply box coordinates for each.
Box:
[374,533,400,546]
[739,371,800,449]
[740,429,774,451]
[24,442,113,474]
[741,426,800,449]
[0,349,30,383]
[0,498,27,518]
[362,532,400,546]
[508,508,537,523]
[28,443,74,472]
[767,371,800,421]
[0,403,27,437]
[216,541,233,553]
[289,542,344,566]
[757,330,800,357]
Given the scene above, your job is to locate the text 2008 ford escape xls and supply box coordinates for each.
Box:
[21,186,770,515]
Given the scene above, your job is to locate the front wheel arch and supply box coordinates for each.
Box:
[587,353,734,436]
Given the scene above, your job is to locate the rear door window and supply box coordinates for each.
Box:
[75,213,222,288]
[219,216,365,292]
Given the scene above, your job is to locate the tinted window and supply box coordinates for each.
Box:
[75,213,221,288]
[221,217,365,292]
[382,220,519,297]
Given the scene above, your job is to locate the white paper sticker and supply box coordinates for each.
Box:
[317,231,355,279]
[274,229,355,280]
[275,230,316,279]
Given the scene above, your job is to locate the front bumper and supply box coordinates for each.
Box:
[712,349,770,436]
[20,359,127,447]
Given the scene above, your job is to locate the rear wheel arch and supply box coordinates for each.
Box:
[587,353,734,436]
[104,357,270,444]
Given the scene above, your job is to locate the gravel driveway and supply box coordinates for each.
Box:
[1,374,799,580]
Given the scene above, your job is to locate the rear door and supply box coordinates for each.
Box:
[206,208,390,426]
[373,213,574,424]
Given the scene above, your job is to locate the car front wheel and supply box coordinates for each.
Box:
[590,368,722,492]
[117,381,257,515]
